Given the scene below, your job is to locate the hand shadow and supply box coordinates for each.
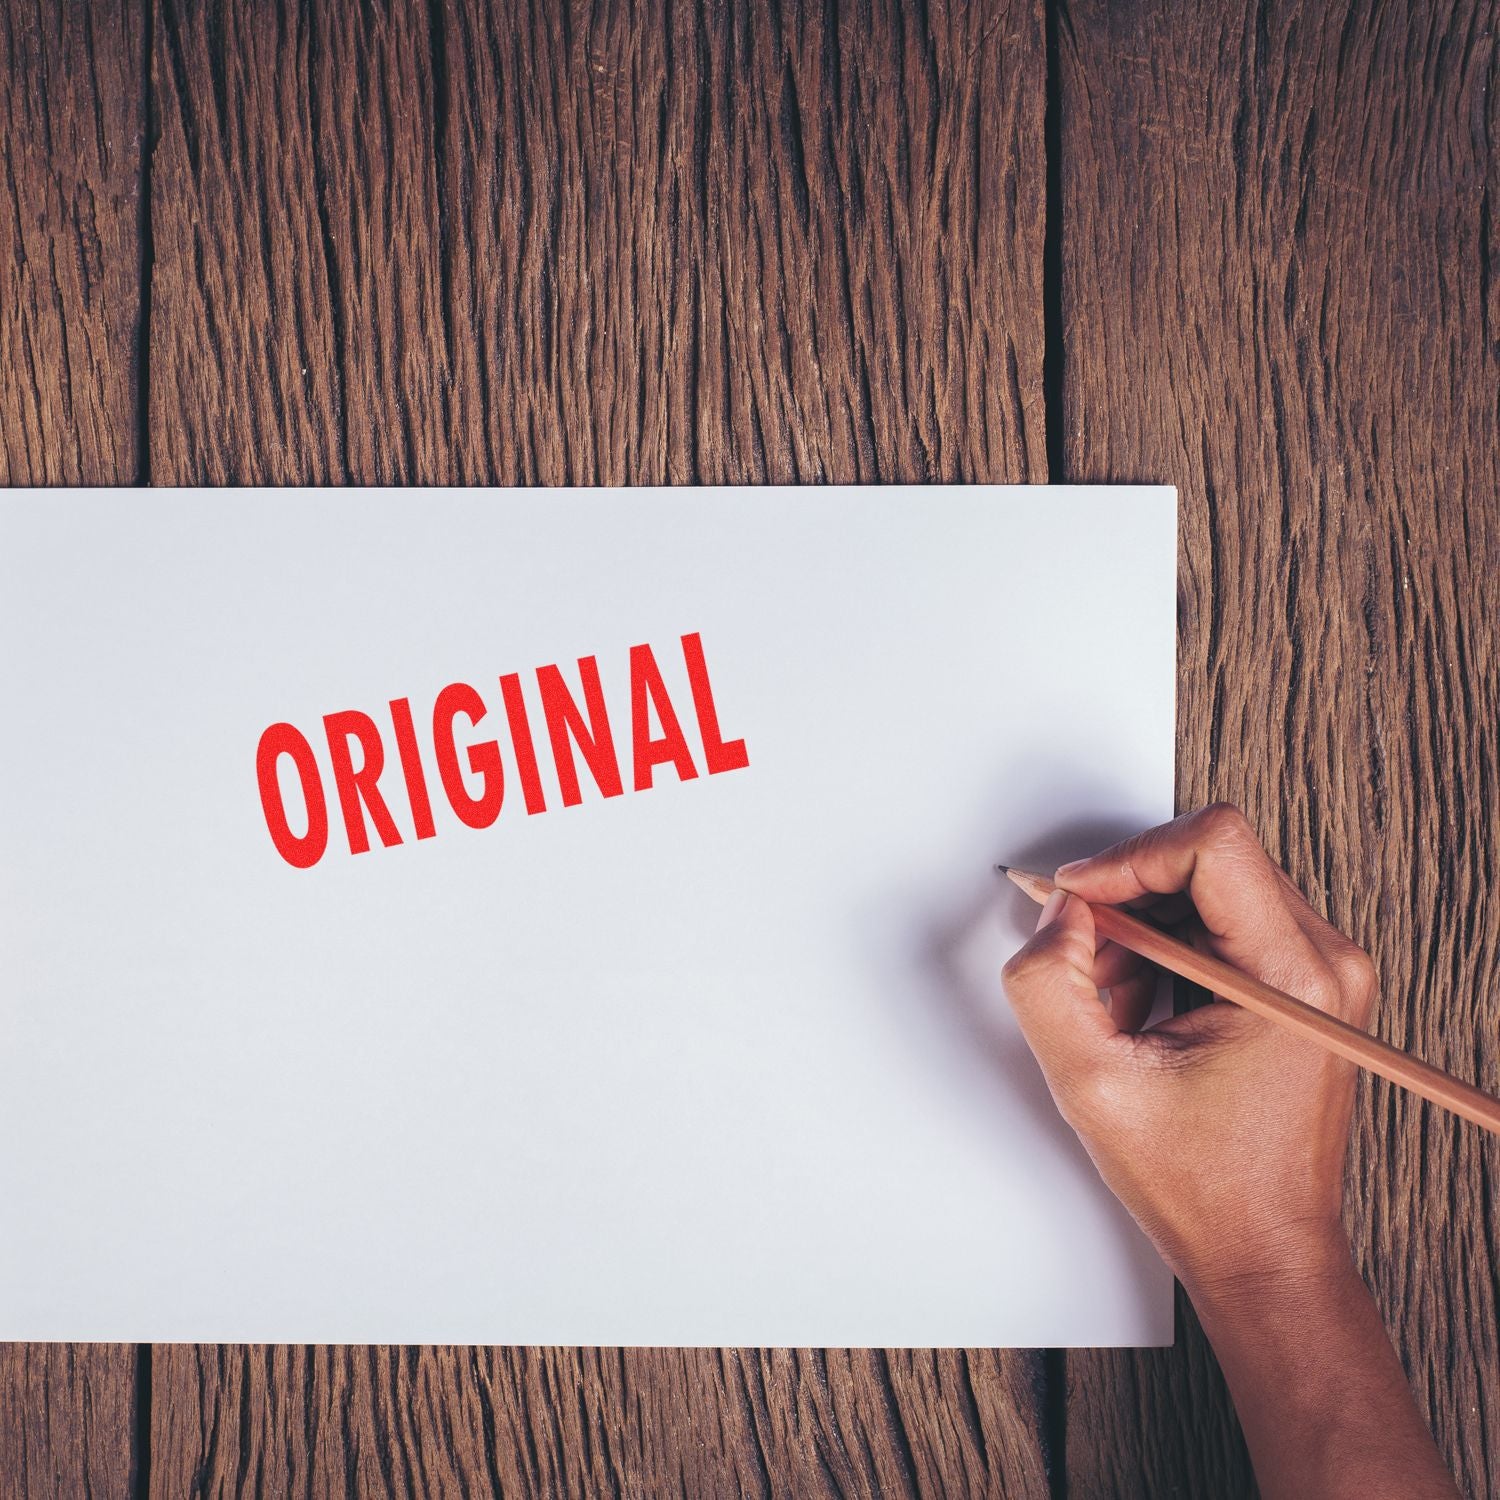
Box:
[904,764,1174,1315]
[920,809,1143,1157]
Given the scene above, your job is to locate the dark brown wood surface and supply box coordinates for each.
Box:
[1,0,142,485]
[1058,2,1500,1495]
[2,2,143,1496]
[2,0,1496,1494]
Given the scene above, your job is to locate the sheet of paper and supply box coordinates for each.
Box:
[0,484,1176,1346]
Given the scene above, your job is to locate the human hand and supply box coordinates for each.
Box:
[1000,802,1375,1298]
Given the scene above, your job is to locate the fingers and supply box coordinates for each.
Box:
[1090,940,1158,1031]
[1054,804,1281,939]
[1107,971,1159,1033]
[1092,939,1145,989]
[1124,891,1197,927]
[1052,803,1346,1010]
[1001,892,1118,1083]
[1267,864,1379,1025]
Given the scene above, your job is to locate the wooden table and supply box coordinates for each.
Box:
[3,1,1496,1494]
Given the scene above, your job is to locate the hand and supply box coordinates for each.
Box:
[1001,804,1459,1497]
[1000,802,1375,1297]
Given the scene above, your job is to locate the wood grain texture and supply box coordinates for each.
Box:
[0,1346,141,1500]
[15,0,1494,1492]
[149,1346,1047,1498]
[1058,1,1500,1495]
[1,0,143,481]
[149,0,1047,490]
[145,1,1051,1495]
[1,1,143,1494]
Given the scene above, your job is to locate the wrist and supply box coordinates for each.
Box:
[1177,1225,1460,1500]
[1174,1219,1356,1319]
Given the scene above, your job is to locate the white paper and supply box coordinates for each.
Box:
[0,484,1176,1346]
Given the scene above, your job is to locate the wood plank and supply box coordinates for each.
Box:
[0,1345,141,1500]
[149,0,346,484]
[1058,0,1500,1495]
[1,0,143,481]
[150,1346,1047,1498]
[151,0,1047,489]
[146,1,1052,1494]
[1,0,144,1493]
[432,0,1047,486]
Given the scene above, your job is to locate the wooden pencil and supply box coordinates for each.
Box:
[999,866,1500,1138]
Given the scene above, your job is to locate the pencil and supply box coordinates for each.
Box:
[998,865,1500,1138]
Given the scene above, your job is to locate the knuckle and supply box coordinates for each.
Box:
[1301,970,1345,1013]
[1331,945,1378,1003]
[1198,800,1254,847]
[1001,945,1046,990]
[1116,850,1149,892]
[1005,923,1072,976]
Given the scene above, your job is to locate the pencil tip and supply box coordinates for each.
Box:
[993,862,1010,875]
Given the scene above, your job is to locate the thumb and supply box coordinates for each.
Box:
[1001,891,1117,1080]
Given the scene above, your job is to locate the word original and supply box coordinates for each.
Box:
[256,632,749,868]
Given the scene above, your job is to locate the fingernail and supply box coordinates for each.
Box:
[1036,889,1068,930]
[1055,859,1085,882]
